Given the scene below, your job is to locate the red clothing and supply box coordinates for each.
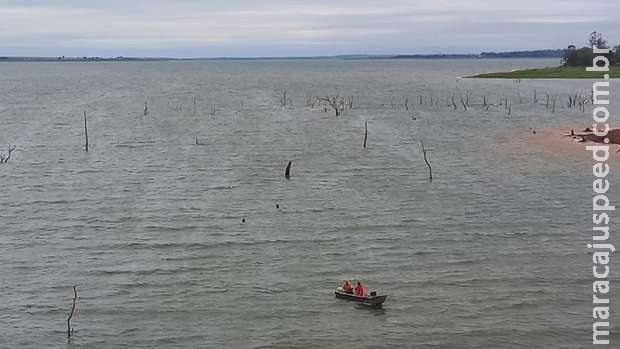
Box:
[354,284,365,296]
[342,282,353,293]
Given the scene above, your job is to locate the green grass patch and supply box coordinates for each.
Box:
[469,66,620,79]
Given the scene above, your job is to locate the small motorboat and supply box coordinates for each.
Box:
[334,289,388,306]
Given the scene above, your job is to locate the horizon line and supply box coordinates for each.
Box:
[0,48,567,61]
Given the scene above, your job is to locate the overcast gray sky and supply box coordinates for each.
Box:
[0,0,617,57]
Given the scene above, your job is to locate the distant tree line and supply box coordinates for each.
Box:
[392,50,568,59]
[480,49,565,59]
[563,31,619,66]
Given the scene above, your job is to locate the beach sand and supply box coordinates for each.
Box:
[526,125,620,161]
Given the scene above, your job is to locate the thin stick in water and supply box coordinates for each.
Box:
[84,111,88,152]
[363,121,368,149]
[67,286,77,339]
[421,140,432,182]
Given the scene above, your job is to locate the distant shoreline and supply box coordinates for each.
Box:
[0,49,566,62]
[0,56,172,62]
[0,56,559,63]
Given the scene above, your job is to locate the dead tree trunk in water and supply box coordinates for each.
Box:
[284,161,292,179]
[0,144,16,163]
[421,140,432,182]
[280,92,292,107]
[317,96,345,116]
[460,96,467,111]
[363,121,368,148]
[67,286,77,339]
[84,111,89,152]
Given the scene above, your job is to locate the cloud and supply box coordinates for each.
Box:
[0,0,618,57]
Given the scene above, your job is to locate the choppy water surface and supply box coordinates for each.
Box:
[1,59,619,348]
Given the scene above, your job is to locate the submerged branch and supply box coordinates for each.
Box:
[421,140,432,182]
[84,111,89,152]
[285,161,292,179]
[67,286,78,339]
[0,144,16,164]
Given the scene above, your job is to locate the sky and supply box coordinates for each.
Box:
[0,0,618,58]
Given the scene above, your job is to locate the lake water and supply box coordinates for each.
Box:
[0,59,618,348]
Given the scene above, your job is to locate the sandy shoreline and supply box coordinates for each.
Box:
[527,125,620,160]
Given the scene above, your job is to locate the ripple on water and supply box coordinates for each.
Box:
[0,59,617,349]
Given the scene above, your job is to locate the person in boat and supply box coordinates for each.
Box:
[354,282,365,297]
[341,280,353,294]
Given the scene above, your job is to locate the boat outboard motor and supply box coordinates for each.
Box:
[370,291,377,297]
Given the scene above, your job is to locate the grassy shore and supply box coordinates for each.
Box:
[469,66,620,79]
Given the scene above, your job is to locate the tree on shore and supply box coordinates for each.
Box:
[589,31,607,49]
[563,31,617,67]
